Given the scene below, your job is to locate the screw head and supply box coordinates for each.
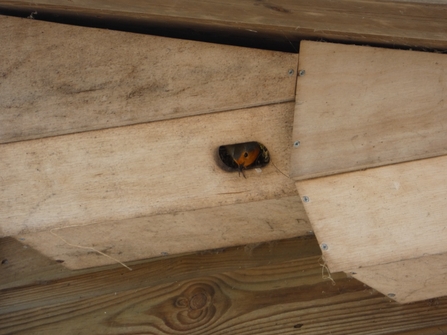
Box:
[293,140,300,148]
[387,293,396,298]
[298,69,306,76]
[320,243,328,251]
[302,195,310,203]
[288,69,295,76]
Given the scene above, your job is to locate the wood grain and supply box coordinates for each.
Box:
[2,254,447,334]
[1,0,447,49]
[290,41,447,180]
[15,195,311,269]
[296,155,447,273]
[0,102,297,237]
[351,253,447,303]
[0,14,298,143]
[0,235,321,313]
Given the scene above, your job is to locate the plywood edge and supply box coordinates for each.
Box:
[13,196,311,270]
[348,252,447,303]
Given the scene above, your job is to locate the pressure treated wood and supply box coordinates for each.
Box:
[0,235,321,313]
[1,0,447,50]
[2,236,447,334]
[15,195,311,269]
[0,103,296,237]
[0,15,298,143]
[351,253,447,303]
[290,41,447,180]
[296,155,447,273]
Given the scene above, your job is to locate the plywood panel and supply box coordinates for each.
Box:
[290,41,447,180]
[350,253,447,303]
[295,155,447,273]
[0,103,297,237]
[0,15,298,143]
[16,196,311,269]
[1,1,447,49]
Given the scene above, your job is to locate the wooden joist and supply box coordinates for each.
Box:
[0,15,305,269]
[1,103,297,236]
[2,236,447,334]
[297,156,447,303]
[1,0,447,50]
[291,41,447,303]
[290,41,447,181]
[0,15,297,143]
[17,195,310,269]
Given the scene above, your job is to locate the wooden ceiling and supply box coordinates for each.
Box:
[1,1,447,334]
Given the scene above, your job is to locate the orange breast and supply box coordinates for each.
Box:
[232,143,261,168]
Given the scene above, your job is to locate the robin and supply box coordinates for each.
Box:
[224,142,268,178]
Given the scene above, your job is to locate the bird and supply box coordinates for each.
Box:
[224,142,265,178]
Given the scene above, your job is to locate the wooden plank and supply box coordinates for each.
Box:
[295,155,447,273]
[0,15,298,143]
[0,102,297,237]
[0,235,321,313]
[290,41,447,180]
[1,1,447,50]
[15,195,311,269]
[2,252,447,334]
[350,253,447,303]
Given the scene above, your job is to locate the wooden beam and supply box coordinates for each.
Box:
[1,0,447,50]
[296,155,447,302]
[351,253,447,303]
[2,235,447,334]
[0,103,297,238]
[15,195,311,269]
[0,15,298,143]
[296,155,447,272]
[290,41,447,180]
[0,235,321,314]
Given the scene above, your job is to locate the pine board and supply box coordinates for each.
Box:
[0,14,298,143]
[1,1,447,49]
[0,103,297,237]
[0,236,321,313]
[290,41,447,180]
[2,254,447,334]
[15,195,311,269]
[296,155,447,273]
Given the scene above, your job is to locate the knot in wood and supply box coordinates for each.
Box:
[190,293,207,310]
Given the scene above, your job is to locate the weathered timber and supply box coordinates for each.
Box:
[296,155,447,302]
[0,103,297,237]
[351,253,447,303]
[0,0,447,50]
[15,195,311,269]
[290,41,447,180]
[0,14,297,143]
[1,236,447,334]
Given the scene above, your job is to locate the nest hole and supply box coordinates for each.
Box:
[217,141,270,174]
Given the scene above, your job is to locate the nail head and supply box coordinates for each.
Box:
[298,69,306,76]
[321,243,328,251]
